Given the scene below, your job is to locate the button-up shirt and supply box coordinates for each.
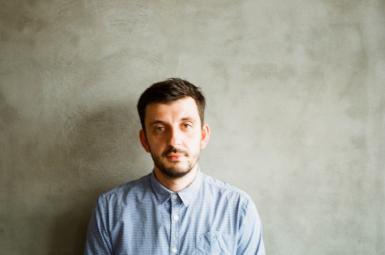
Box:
[84,170,265,254]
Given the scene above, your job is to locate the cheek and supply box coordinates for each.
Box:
[147,137,163,151]
[186,134,202,149]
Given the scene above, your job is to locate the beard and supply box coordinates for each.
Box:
[150,145,199,179]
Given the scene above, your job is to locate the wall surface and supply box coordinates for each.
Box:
[1,0,384,254]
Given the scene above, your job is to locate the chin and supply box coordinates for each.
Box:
[160,165,192,179]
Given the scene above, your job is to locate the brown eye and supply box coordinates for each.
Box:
[182,122,193,129]
[154,126,165,133]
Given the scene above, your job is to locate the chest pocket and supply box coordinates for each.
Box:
[193,231,232,255]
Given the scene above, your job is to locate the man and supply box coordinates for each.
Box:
[84,78,265,254]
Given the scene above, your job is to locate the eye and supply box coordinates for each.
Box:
[182,122,193,129]
[153,125,165,133]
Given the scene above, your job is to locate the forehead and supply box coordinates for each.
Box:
[145,97,200,124]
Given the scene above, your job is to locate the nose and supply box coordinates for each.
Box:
[168,126,183,146]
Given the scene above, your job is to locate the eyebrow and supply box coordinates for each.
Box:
[149,117,196,126]
[180,117,195,122]
[149,120,166,126]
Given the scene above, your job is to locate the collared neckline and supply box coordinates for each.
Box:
[149,169,203,207]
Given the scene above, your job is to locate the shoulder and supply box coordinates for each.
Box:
[201,173,255,210]
[97,173,151,207]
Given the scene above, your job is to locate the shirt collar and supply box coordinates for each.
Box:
[149,169,203,207]
[178,170,202,206]
[149,172,173,205]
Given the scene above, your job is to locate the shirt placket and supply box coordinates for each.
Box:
[170,193,180,255]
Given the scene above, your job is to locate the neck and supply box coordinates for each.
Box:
[153,165,199,192]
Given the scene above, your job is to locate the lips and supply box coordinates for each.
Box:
[162,146,188,160]
[166,153,184,161]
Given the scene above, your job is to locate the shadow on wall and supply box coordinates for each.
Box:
[45,100,146,255]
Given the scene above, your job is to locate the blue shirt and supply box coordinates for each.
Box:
[85,170,265,255]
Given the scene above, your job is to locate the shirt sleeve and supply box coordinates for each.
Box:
[84,195,113,255]
[236,196,266,255]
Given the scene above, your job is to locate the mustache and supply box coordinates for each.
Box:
[162,146,188,157]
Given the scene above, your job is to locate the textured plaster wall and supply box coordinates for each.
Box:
[0,0,384,254]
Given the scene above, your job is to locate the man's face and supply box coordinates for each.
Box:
[140,97,210,179]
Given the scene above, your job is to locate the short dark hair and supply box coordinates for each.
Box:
[137,78,206,129]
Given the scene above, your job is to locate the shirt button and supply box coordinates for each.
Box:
[171,194,177,200]
[171,246,177,254]
[173,214,179,221]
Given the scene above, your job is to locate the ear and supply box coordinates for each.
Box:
[139,129,150,153]
[200,123,210,149]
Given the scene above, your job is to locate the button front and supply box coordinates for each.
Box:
[171,246,177,254]
[173,214,179,221]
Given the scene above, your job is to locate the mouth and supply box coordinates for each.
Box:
[166,153,184,161]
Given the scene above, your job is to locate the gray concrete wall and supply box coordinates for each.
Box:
[1,0,384,254]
